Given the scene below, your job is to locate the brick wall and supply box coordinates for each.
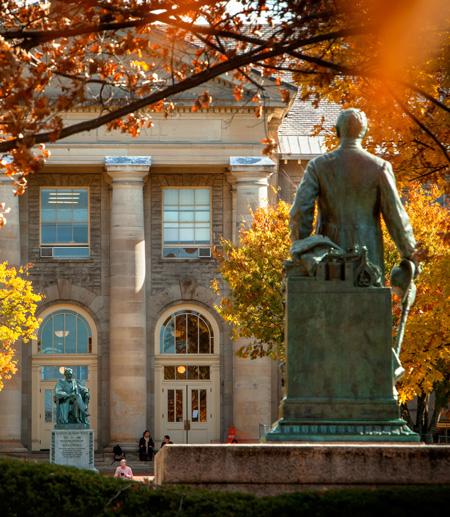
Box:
[26,173,103,294]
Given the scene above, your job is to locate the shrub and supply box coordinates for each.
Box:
[0,458,449,516]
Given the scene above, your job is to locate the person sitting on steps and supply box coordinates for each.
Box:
[138,430,155,461]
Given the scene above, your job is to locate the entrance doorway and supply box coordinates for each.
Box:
[162,383,214,444]
[154,306,220,445]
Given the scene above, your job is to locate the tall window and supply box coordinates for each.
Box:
[160,310,214,354]
[40,188,89,258]
[162,188,211,258]
[38,310,92,354]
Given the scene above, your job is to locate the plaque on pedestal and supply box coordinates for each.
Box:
[50,428,96,470]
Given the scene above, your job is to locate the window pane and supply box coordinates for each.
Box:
[179,211,194,222]
[53,313,65,353]
[40,320,54,353]
[200,389,207,422]
[175,365,187,380]
[77,190,88,209]
[56,224,73,243]
[44,389,54,423]
[199,366,210,380]
[164,189,178,206]
[42,208,57,223]
[179,227,194,242]
[164,211,178,222]
[41,190,51,208]
[76,317,89,353]
[52,247,89,258]
[161,317,175,353]
[195,189,210,205]
[175,314,187,353]
[56,207,73,223]
[191,390,199,422]
[164,366,175,380]
[175,390,183,422]
[74,366,88,382]
[187,365,199,380]
[164,227,179,243]
[167,390,174,422]
[73,224,88,243]
[187,314,199,353]
[195,228,210,243]
[195,210,210,222]
[64,313,77,353]
[41,224,57,244]
[179,190,194,205]
[198,318,211,353]
[72,208,88,223]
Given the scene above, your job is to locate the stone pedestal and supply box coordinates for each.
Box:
[155,444,450,495]
[266,263,419,442]
[50,428,95,470]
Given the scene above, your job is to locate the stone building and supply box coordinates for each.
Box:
[0,73,335,452]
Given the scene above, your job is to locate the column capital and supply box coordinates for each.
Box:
[229,156,276,185]
[104,156,151,184]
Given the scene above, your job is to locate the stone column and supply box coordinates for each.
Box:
[105,157,151,446]
[229,157,276,440]
[0,174,25,451]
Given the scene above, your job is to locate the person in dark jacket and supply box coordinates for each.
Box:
[138,430,155,461]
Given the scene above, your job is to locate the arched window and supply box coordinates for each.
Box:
[160,310,214,354]
[38,310,92,354]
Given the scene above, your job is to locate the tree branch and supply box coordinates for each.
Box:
[0,27,371,153]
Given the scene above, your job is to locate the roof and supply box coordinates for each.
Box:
[278,134,325,159]
[278,93,341,159]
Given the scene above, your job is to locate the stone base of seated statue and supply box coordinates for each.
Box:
[50,428,96,470]
[266,247,419,442]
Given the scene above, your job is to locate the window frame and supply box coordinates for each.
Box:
[161,186,212,259]
[39,186,90,257]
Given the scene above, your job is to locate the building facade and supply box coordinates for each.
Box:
[0,72,331,452]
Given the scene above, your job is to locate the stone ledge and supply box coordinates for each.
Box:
[155,444,450,494]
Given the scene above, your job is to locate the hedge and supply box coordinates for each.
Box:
[0,458,449,516]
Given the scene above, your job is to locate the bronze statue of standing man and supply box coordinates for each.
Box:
[290,108,417,278]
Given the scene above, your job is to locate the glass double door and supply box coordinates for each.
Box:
[163,383,212,444]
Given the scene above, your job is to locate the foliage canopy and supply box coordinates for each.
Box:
[0,0,447,201]
[0,262,41,390]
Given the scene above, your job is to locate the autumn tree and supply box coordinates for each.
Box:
[0,262,42,390]
[293,0,449,184]
[213,201,291,360]
[0,0,447,206]
[383,187,450,439]
[214,189,450,438]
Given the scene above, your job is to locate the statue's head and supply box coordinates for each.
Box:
[64,367,73,379]
[336,109,367,140]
